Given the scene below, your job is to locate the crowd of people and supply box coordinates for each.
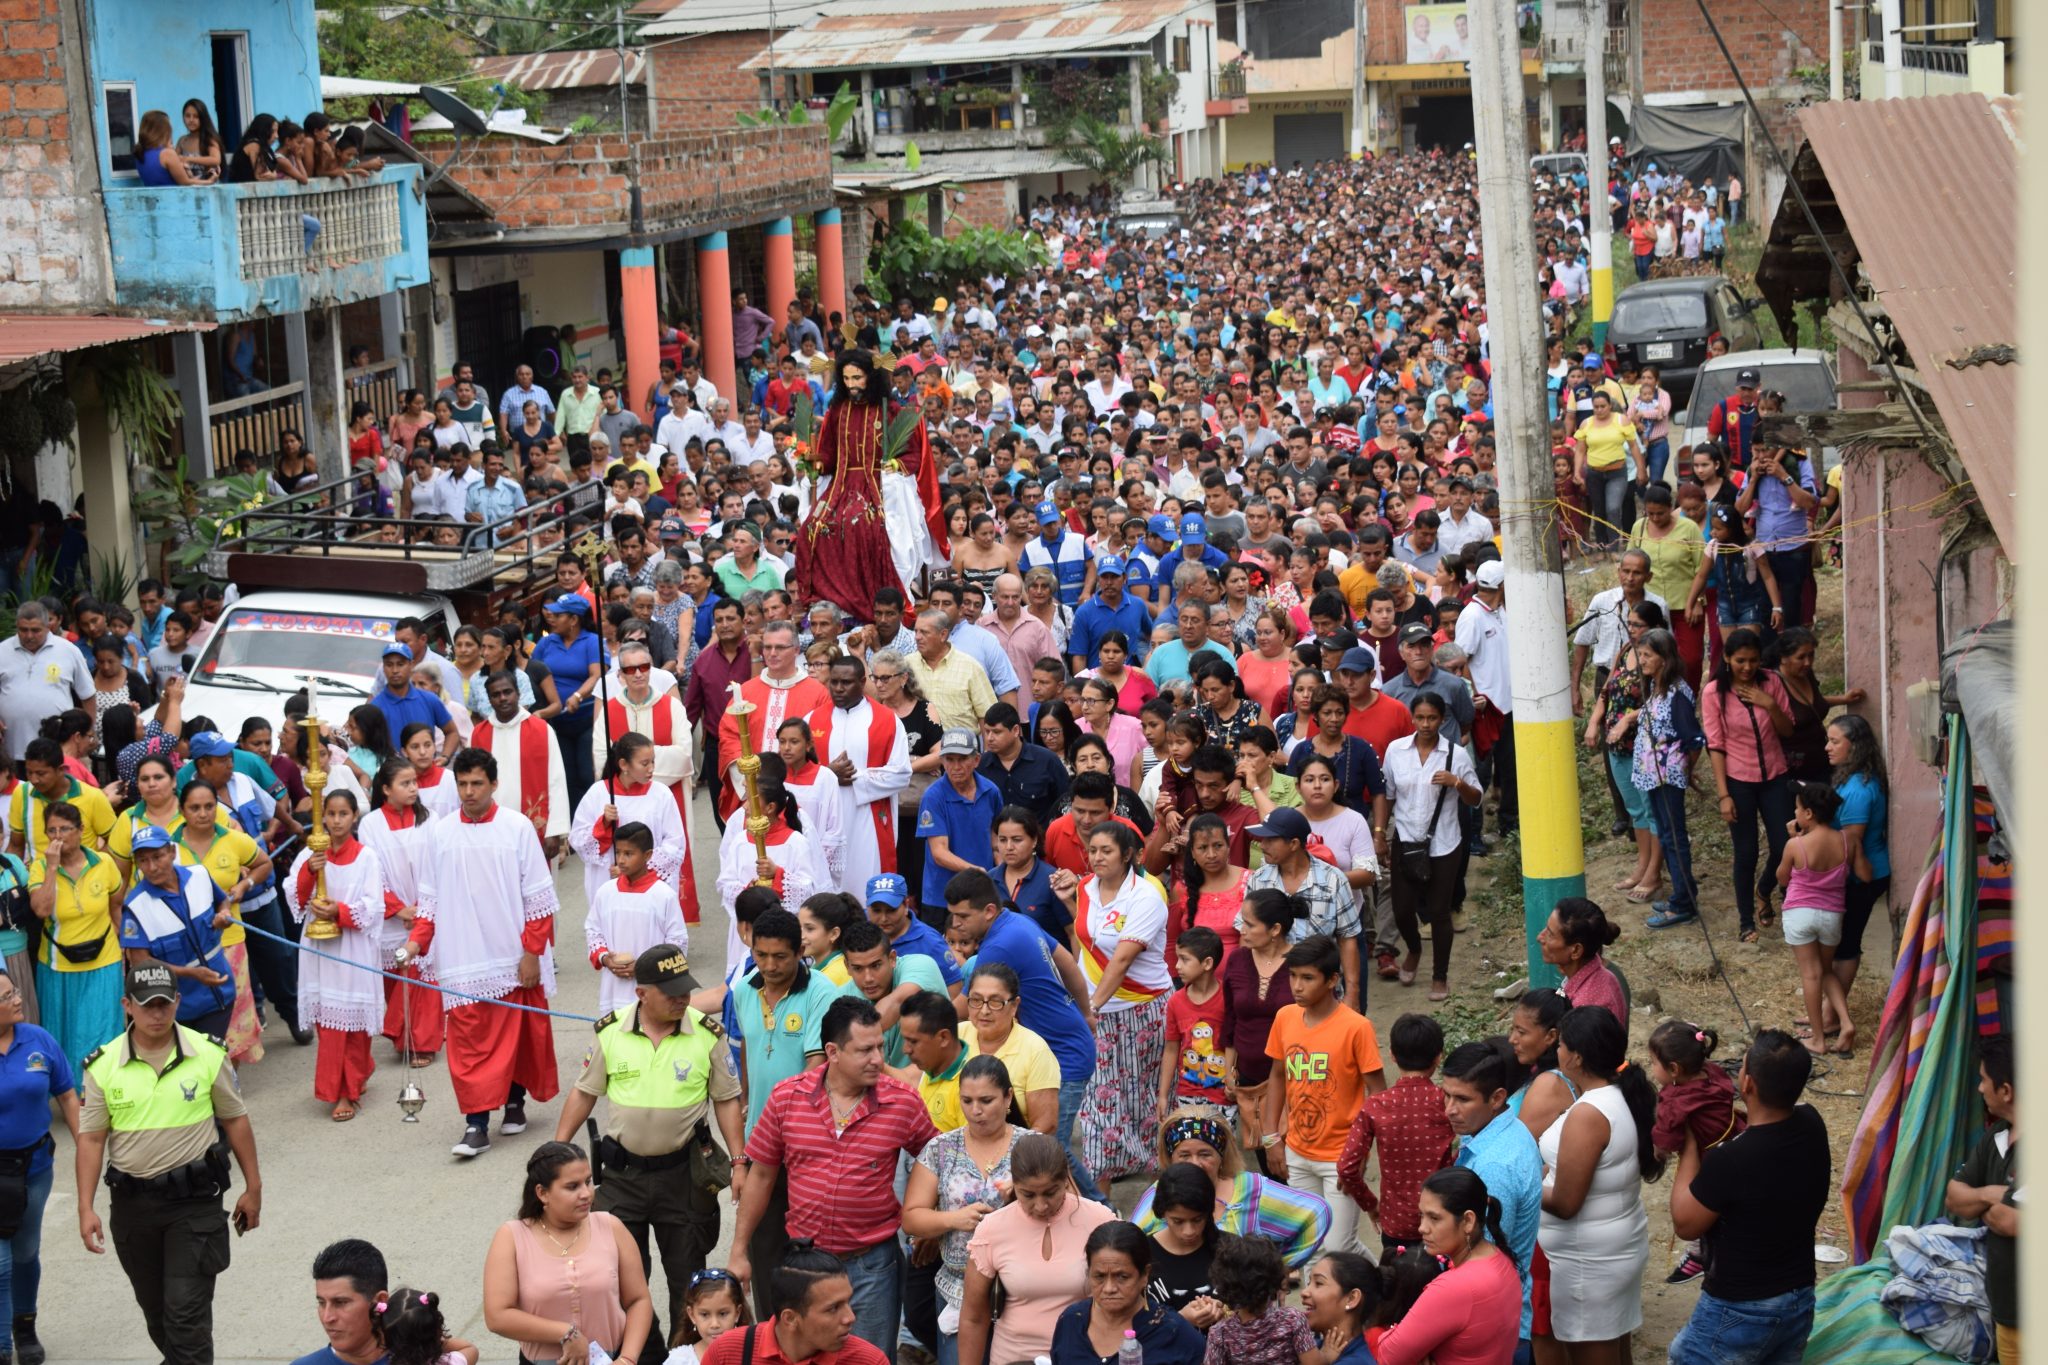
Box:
[0,142,1999,1365]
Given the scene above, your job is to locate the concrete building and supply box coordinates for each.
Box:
[0,0,431,576]
[1856,0,2015,100]
[640,0,1227,231]
[1754,92,2016,899]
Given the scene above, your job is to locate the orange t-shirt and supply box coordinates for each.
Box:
[1265,1003,1385,1160]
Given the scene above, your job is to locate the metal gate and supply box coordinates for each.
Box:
[453,280,525,400]
[1273,112,1346,169]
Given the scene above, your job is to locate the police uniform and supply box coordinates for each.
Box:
[81,1016,247,1365]
[578,947,742,1338]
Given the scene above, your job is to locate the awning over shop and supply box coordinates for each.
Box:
[1621,102,1743,185]
[0,314,213,369]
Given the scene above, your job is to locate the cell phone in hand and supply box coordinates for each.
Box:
[232,1208,249,1235]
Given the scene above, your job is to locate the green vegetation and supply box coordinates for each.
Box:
[864,218,1050,302]
[1052,112,1166,190]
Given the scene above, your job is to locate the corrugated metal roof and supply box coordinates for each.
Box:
[472,48,647,91]
[738,0,1184,70]
[0,315,212,368]
[638,0,831,36]
[1793,93,2019,552]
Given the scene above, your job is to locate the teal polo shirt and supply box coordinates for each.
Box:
[839,953,950,1066]
[731,964,846,1132]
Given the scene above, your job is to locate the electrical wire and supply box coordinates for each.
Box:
[1685,0,1943,454]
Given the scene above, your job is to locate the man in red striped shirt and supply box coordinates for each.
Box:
[730,995,939,1362]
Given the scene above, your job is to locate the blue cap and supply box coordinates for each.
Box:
[1035,498,1060,525]
[545,593,592,616]
[381,641,414,661]
[1178,514,1207,545]
[1582,354,1604,370]
[130,825,176,853]
[1247,807,1312,842]
[1147,514,1178,541]
[866,873,908,909]
[1096,554,1127,577]
[187,730,234,759]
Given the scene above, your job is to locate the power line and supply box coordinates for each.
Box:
[1684,0,1941,454]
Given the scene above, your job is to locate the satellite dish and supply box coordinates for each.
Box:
[419,85,491,137]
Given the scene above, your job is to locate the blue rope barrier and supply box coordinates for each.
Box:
[234,917,602,1025]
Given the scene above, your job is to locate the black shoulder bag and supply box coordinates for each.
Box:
[1395,758,1453,883]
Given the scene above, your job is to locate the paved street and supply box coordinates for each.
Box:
[42,806,741,1365]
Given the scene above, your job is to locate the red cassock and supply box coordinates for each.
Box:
[793,395,947,623]
[715,675,829,820]
[603,693,701,922]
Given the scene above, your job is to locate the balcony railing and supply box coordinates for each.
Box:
[105,165,430,323]
[1865,38,1972,73]
[238,177,405,280]
[1215,65,1247,100]
[207,383,308,475]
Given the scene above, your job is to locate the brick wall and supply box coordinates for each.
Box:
[448,124,832,236]
[944,180,1015,236]
[1639,0,1826,94]
[1364,0,1408,67]
[649,32,771,134]
[0,0,92,308]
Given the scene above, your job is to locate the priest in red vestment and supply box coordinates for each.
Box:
[396,747,561,1157]
[715,622,827,821]
[594,641,700,920]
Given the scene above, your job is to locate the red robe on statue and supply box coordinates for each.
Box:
[794,394,947,622]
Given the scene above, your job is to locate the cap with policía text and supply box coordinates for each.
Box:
[633,945,700,996]
[126,959,178,1003]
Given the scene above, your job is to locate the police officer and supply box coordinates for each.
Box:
[554,944,745,1344]
[75,960,261,1365]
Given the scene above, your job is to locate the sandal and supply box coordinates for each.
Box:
[331,1099,359,1122]
[1625,884,1659,904]
[409,1052,437,1069]
[1739,927,1760,944]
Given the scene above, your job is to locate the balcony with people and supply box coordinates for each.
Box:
[101,99,430,323]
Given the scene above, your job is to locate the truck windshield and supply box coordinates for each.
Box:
[1613,293,1708,333]
[194,608,401,682]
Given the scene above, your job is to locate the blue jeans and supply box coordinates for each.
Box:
[1667,1286,1813,1365]
[1057,1074,1105,1203]
[1645,436,1671,483]
[1648,785,1695,912]
[0,1161,52,1347]
[844,1238,905,1364]
[1584,465,1629,549]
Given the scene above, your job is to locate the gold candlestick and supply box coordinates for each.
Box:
[301,713,340,940]
[727,686,773,886]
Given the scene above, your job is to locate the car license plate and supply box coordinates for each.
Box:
[1644,342,1676,361]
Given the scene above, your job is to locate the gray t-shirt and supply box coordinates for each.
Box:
[0,636,92,762]
[1202,510,1249,546]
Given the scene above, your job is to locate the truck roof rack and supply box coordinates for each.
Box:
[203,471,606,608]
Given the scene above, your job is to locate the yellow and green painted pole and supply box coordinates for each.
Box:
[1469,0,1587,989]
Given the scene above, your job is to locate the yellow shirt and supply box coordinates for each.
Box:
[108,805,181,863]
[1627,515,1707,609]
[906,646,999,735]
[1579,415,1639,472]
[27,850,123,971]
[8,779,117,862]
[170,821,263,948]
[961,1020,1063,1092]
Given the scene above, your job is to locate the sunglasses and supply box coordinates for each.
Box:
[621,663,651,675]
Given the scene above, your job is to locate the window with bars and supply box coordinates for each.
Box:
[235,179,404,280]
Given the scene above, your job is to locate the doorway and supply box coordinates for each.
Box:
[1272,112,1345,169]
[210,33,252,151]
[454,280,526,398]
[1407,94,1475,151]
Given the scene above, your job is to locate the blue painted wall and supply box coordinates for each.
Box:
[85,0,322,174]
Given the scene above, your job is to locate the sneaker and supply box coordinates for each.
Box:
[1664,1254,1706,1284]
[501,1103,528,1135]
[451,1125,492,1157]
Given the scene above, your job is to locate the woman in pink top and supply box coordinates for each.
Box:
[1699,627,1796,942]
[960,1133,1116,1365]
[1235,608,1299,720]
[1374,1169,1524,1365]
[1077,678,1147,780]
[1536,898,1629,1034]
[483,1141,653,1365]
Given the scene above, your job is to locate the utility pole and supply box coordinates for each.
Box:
[1351,0,1368,157]
[1828,0,1844,100]
[615,4,630,136]
[1467,0,1585,989]
[1586,0,1613,348]
[1881,0,1903,97]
